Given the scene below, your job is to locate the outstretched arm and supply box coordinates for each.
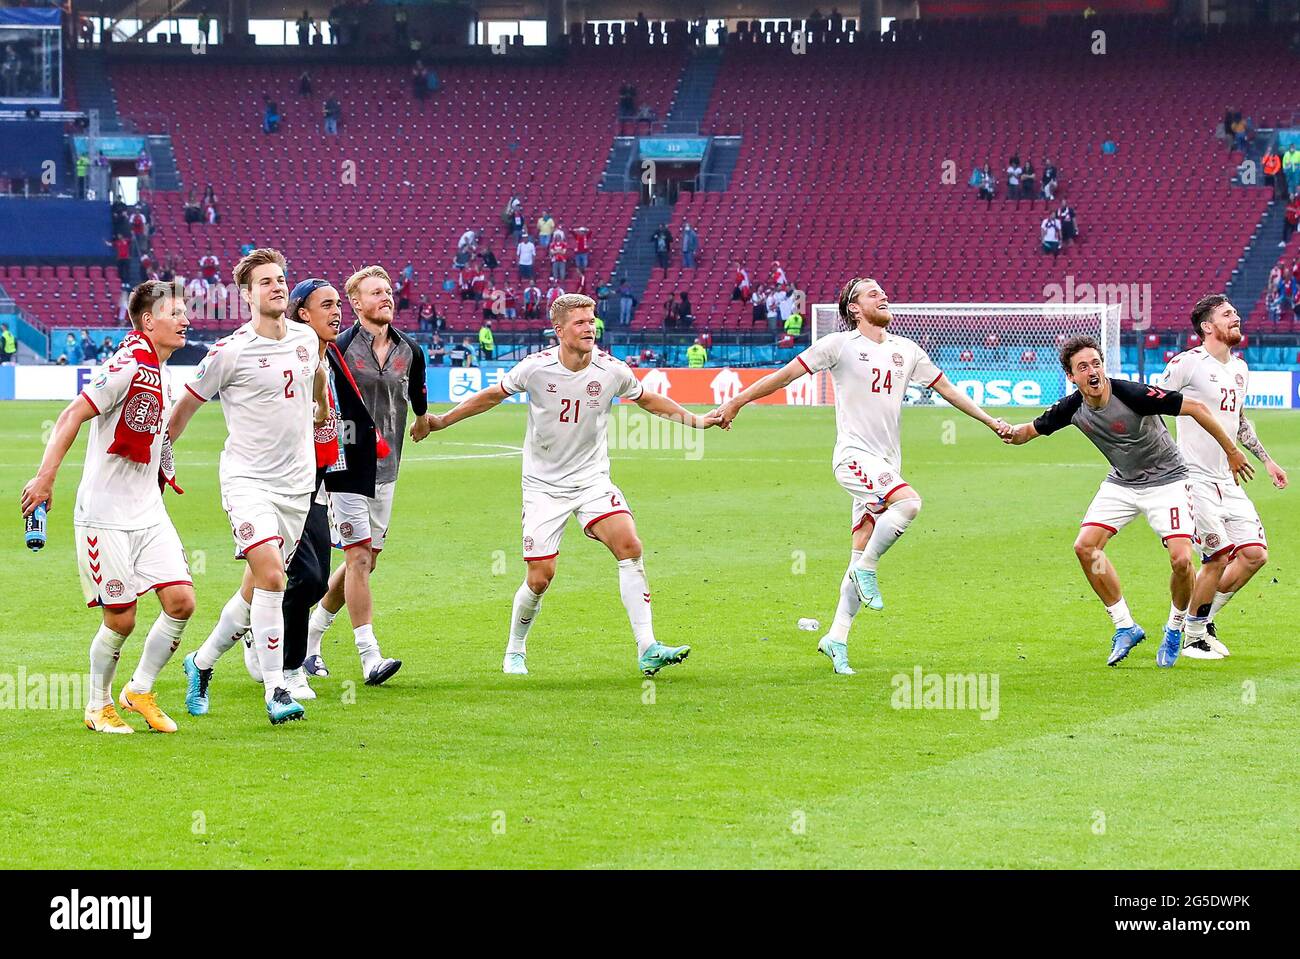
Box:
[428,383,508,431]
[714,357,806,427]
[21,395,97,516]
[929,374,1010,437]
[634,390,723,430]
[1239,416,1287,488]
[1002,422,1041,446]
[1183,398,1253,484]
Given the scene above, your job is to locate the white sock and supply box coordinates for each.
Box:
[829,550,863,641]
[857,498,922,572]
[1166,603,1187,633]
[128,612,188,693]
[1105,598,1136,629]
[617,556,656,654]
[195,591,251,671]
[508,583,543,655]
[1208,589,1235,623]
[89,625,127,709]
[354,623,381,674]
[250,587,286,700]
[1185,614,1209,641]
[307,604,337,659]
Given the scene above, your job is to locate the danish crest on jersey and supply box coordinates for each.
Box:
[879,472,894,488]
[1235,373,1245,388]
[523,535,534,552]
[586,381,602,397]
[1205,532,1221,550]
[339,522,354,539]
[123,392,162,433]
[296,345,310,362]
[237,521,255,541]
[892,352,904,368]
[104,579,125,599]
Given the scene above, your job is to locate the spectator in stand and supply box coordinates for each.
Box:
[516,233,536,281]
[481,282,500,320]
[428,335,446,365]
[662,294,677,329]
[412,59,430,100]
[503,197,525,239]
[572,226,591,270]
[1263,147,1287,200]
[99,335,116,361]
[108,234,131,282]
[470,267,488,301]
[777,287,796,328]
[682,221,699,268]
[396,273,413,315]
[977,163,996,207]
[1282,193,1300,247]
[549,234,569,280]
[618,277,637,325]
[1284,143,1300,184]
[1057,203,1078,244]
[771,260,788,289]
[503,285,517,319]
[65,333,80,365]
[1279,267,1297,312]
[574,271,588,296]
[1041,212,1062,258]
[595,276,613,319]
[417,295,435,331]
[1265,285,1282,325]
[751,285,766,326]
[128,207,149,256]
[536,211,556,248]
[262,94,280,134]
[1020,160,1036,207]
[479,242,499,278]
[523,281,542,319]
[199,253,220,287]
[545,280,565,314]
[135,149,152,193]
[1005,154,1023,202]
[324,96,341,134]
[299,69,313,97]
[1040,158,1058,202]
[676,292,695,329]
[732,262,752,301]
[297,10,313,45]
[450,339,475,367]
[651,224,673,277]
[79,330,96,363]
[765,287,780,330]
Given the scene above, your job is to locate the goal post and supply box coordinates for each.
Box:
[807,302,1122,407]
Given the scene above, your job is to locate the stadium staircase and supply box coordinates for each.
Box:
[1229,200,1288,325]
[612,204,675,316]
[599,137,637,192]
[68,52,122,132]
[665,46,723,127]
[145,135,183,191]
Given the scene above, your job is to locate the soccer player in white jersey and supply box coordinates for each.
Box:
[429,293,722,676]
[1161,294,1287,659]
[714,277,1010,675]
[21,281,195,733]
[168,248,326,725]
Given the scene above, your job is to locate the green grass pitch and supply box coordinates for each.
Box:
[1,399,1296,869]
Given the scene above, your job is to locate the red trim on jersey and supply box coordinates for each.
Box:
[88,597,138,611]
[1161,533,1194,544]
[236,535,283,559]
[139,580,194,596]
[926,372,943,389]
[583,509,633,536]
[79,390,101,414]
[1230,541,1267,557]
[1080,522,1118,534]
[500,382,516,396]
[1201,544,1234,563]
[185,383,207,402]
[341,537,373,551]
[882,483,912,502]
[796,356,812,375]
[851,512,876,533]
[524,552,559,562]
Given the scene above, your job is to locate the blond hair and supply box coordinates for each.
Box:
[550,292,596,326]
[345,265,393,299]
[233,247,287,289]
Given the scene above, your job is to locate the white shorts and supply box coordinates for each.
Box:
[1188,477,1267,562]
[330,482,397,552]
[75,518,191,610]
[1081,479,1195,546]
[221,482,311,566]
[522,482,632,560]
[834,455,911,534]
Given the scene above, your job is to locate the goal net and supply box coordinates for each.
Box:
[807,302,1122,407]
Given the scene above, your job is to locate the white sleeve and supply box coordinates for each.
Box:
[908,346,943,389]
[796,333,840,374]
[1159,355,1188,392]
[499,357,533,396]
[81,351,139,416]
[187,339,240,402]
[615,363,644,400]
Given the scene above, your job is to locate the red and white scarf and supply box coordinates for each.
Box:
[105,331,182,495]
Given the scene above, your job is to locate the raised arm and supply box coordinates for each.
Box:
[929,374,1010,436]
[20,395,97,516]
[714,357,807,427]
[428,382,508,432]
[1238,415,1287,488]
[1182,398,1253,484]
[168,388,204,444]
[634,389,723,430]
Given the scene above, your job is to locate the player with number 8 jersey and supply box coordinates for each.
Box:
[169,249,325,725]
[429,293,723,677]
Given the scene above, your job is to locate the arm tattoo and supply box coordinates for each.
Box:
[1238,416,1272,464]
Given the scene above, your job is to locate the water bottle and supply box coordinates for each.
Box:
[25,502,47,552]
[797,617,820,632]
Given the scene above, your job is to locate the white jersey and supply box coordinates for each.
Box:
[74,346,174,530]
[1160,346,1248,483]
[185,320,320,495]
[500,349,643,493]
[797,329,942,470]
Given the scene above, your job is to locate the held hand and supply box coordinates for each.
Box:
[409,413,434,442]
[1002,424,1033,446]
[426,413,448,433]
[1228,449,1254,485]
[21,474,53,517]
[714,400,740,429]
[1266,460,1287,490]
[988,417,1012,438]
[698,408,727,430]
